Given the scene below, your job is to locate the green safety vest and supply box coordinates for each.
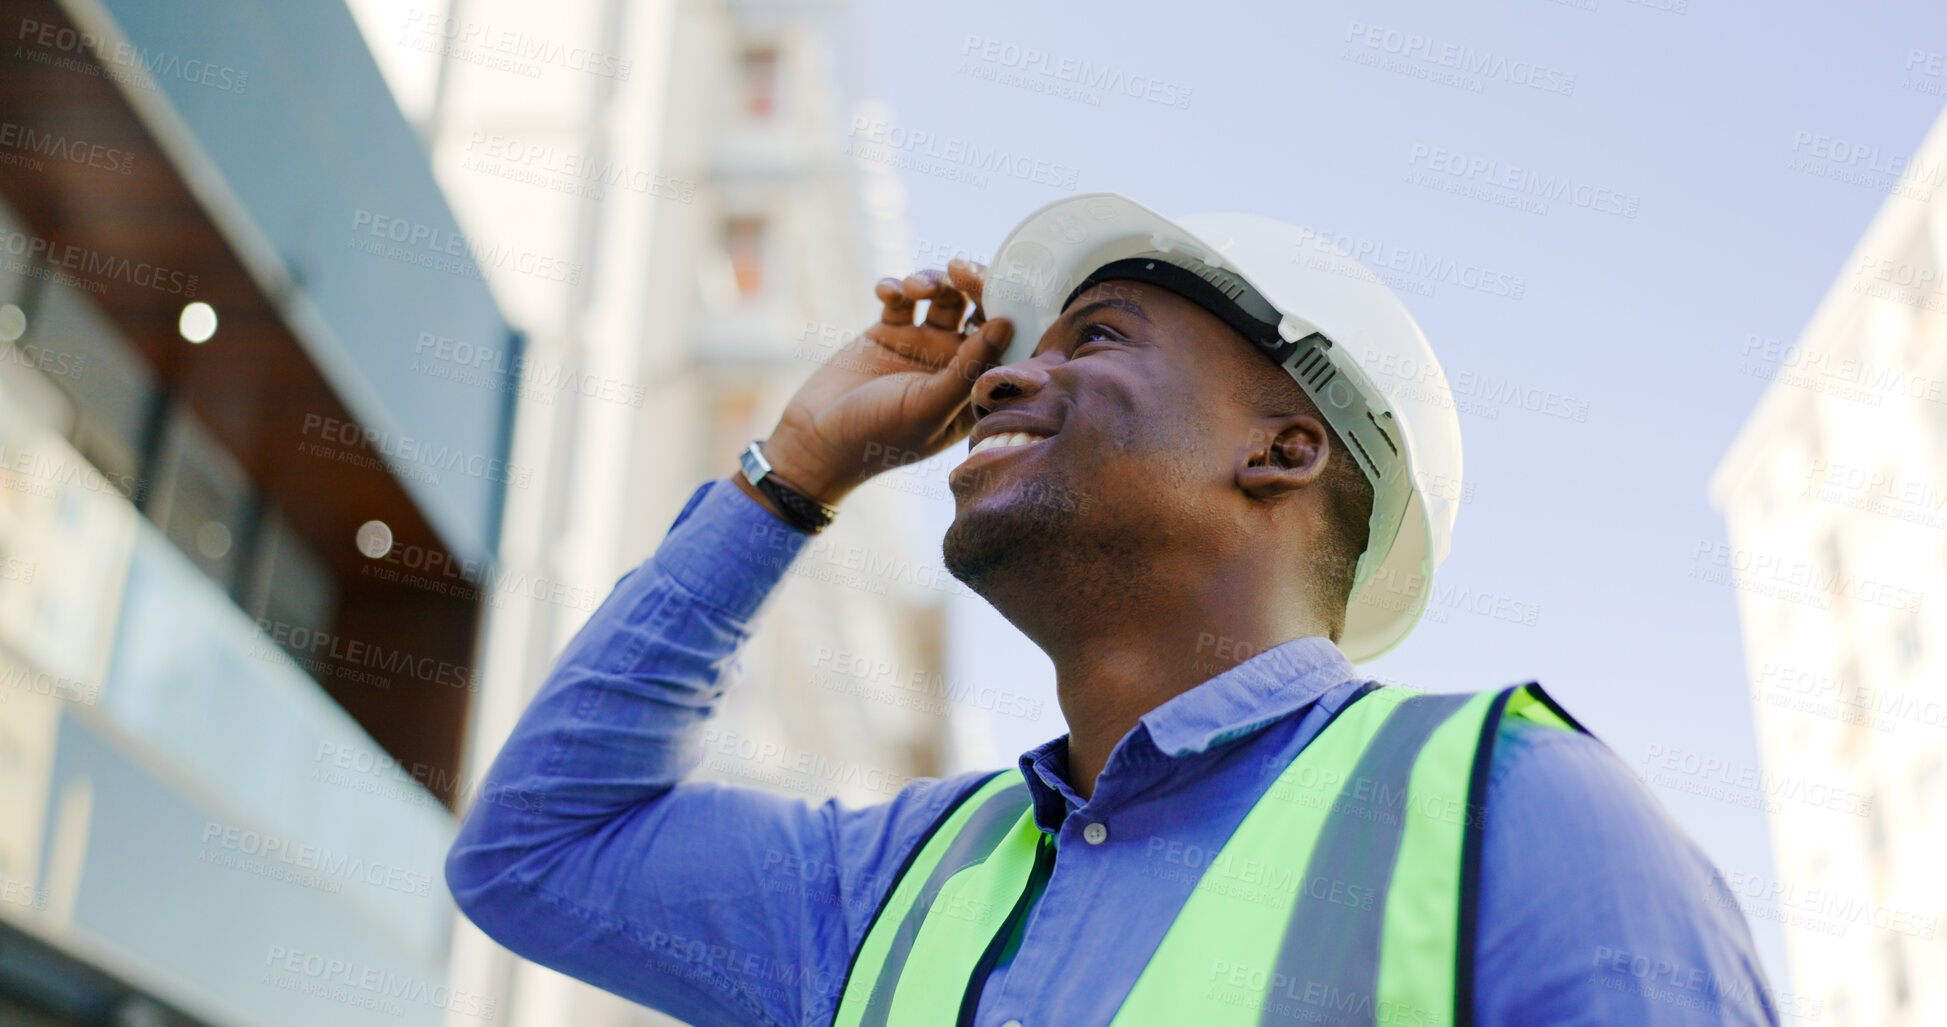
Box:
[832,682,1591,1027]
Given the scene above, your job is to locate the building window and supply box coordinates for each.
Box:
[725,216,767,298]
[241,506,338,656]
[2,276,156,498]
[148,401,254,595]
[740,46,778,119]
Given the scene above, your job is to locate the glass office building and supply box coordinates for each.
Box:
[0,0,518,1023]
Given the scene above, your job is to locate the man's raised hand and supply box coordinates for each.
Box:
[754,258,1013,507]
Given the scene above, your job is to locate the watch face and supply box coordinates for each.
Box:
[739,443,767,484]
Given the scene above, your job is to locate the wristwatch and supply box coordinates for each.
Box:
[740,440,838,533]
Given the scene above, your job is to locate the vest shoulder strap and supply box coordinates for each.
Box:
[1114,681,1589,1027]
[833,769,1033,1027]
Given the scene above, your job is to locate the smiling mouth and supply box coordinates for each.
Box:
[951,431,1051,480]
[967,431,1050,458]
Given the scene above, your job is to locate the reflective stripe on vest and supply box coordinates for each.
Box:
[831,683,1590,1027]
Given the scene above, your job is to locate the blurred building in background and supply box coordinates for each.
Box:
[345,0,959,1023]
[0,0,523,1024]
[1712,106,1947,1027]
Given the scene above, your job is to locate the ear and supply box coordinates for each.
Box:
[1236,414,1331,500]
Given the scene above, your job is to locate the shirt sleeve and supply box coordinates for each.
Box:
[1473,718,1785,1027]
[443,476,991,1027]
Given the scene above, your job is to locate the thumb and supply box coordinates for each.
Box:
[942,317,1012,391]
[905,318,1012,425]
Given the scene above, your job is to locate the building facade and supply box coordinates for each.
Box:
[1711,106,1947,1027]
[344,0,961,1023]
[0,0,526,1024]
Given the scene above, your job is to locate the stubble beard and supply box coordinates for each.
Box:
[941,467,1087,601]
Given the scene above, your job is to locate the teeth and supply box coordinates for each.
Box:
[968,431,1048,457]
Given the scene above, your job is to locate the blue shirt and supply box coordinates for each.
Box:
[446,476,1784,1027]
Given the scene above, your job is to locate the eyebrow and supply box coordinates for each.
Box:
[1065,297,1153,325]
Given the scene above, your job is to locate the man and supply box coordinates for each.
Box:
[447,194,1780,1025]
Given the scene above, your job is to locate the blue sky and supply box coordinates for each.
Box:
[856,0,1947,1000]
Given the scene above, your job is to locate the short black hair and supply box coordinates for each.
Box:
[1232,359,1375,641]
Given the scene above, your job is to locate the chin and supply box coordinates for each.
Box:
[941,475,1081,593]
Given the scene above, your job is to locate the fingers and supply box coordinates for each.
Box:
[876,277,916,326]
[904,269,969,334]
[946,258,986,310]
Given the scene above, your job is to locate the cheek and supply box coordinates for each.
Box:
[1068,368,1194,446]
[1057,361,1226,469]
[1064,410,1227,497]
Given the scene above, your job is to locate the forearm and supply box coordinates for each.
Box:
[442,474,990,1024]
[449,476,808,848]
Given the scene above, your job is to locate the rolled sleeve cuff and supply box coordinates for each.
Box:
[657,476,814,621]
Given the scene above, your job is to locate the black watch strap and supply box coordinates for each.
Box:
[740,441,838,533]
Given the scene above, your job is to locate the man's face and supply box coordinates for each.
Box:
[941,279,1259,595]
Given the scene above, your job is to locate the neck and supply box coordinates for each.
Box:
[995,555,1329,801]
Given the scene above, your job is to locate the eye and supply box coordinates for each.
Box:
[1073,323,1119,351]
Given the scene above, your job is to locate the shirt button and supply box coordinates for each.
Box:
[1003,1021,1024,1027]
[1082,822,1108,845]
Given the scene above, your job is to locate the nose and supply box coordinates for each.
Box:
[970,359,1049,419]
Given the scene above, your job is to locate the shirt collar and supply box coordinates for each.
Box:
[1013,635,1361,827]
[1136,635,1360,756]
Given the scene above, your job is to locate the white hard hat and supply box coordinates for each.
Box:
[980,192,1463,663]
